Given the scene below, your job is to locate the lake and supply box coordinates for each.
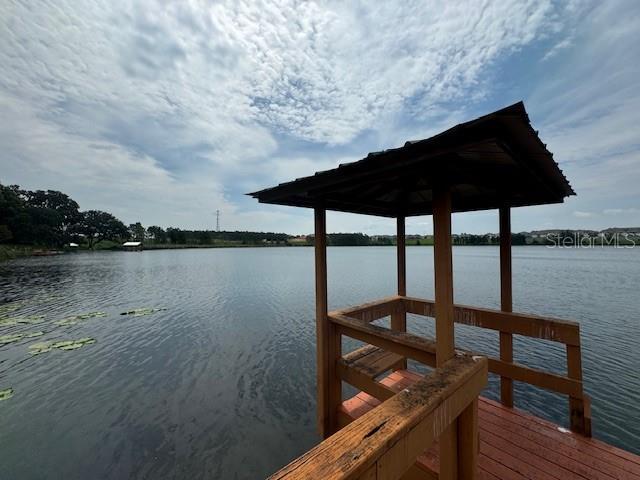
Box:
[1,246,639,479]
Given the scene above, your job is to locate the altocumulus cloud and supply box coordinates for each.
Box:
[1,0,639,233]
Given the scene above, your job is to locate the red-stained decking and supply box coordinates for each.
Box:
[339,370,640,480]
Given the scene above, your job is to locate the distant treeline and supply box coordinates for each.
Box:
[3,183,637,249]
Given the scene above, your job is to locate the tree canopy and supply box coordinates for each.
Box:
[0,183,127,248]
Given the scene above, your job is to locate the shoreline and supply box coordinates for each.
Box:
[3,242,636,263]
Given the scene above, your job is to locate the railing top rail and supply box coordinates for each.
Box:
[406,295,580,345]
[268,354,488,480]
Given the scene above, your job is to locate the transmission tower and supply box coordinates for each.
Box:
[216,210,220,232]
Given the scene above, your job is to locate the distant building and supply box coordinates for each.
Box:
[68,242,79,248]
[122,241,143,251]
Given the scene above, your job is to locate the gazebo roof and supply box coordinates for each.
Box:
[249,102,575,217]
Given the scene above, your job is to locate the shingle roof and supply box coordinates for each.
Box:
[249,102,574,217]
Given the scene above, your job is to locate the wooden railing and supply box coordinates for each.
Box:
[332,295,592,436]
[269,353,488,480]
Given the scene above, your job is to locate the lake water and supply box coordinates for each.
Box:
[0,246,639,479]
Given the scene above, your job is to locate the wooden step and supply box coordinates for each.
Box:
[341,345,404,379]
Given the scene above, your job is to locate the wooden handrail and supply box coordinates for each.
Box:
[268,354,488,480]
[402,296,580,345]
[331,295,404,322]
[330,294,591,436]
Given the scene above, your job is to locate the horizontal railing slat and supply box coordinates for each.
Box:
[330,295,404,322]
[330,313,437,366]
[403,296,580,345]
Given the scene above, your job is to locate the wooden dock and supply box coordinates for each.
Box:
[255,104,639,479]
[341,369,640,480]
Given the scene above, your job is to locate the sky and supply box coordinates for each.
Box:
[1,0,639,235]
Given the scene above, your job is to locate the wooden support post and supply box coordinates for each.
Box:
[392,216,408,370]
[458,398,479,480]
[567,344,589,436]
[499,206,514,408]
[314,208,341,438]
[433,187,457,480]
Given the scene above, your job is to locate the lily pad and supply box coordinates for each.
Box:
[0,334,24,345]
[0,387,14,401]
[28,342,53,355]
[16,316,45,324]
[57,338,96,351]
[1,331,45,345]
[120,307,167,317]
[55,311,106,326]
[0,315,44,327]
[0,302,22,315]
[29,337,96,355]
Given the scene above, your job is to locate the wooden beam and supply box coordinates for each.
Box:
[487,357,583,398]
[432,186,457,480]
[333,296,404,322]
[396,217,407,297]
[392,216,408,370]
[499,206,514,407]
[268,355,488,480]
[315,208,340,437]
[402,296,580,345]
[330,314,437,367]
[457,398,479,480]
[567,344,588,436]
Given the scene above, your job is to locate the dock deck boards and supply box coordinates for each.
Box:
[339,369,640,480]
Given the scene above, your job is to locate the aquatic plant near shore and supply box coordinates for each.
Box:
[0,331,44,345]
[0,387,14,401]
[120,307,167,317]
[0,315,45,326]
[55,312,107,326]
[0,302,22,316]
[28,337,96,355]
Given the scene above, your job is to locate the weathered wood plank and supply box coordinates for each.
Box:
[333,296,405,323]
[331,314,437,367]
[433,186,457,480]
[566,344,589,436]
[337,361,396,402]
[458,398,479,480]
[342,346,405,379]
[269,356,488,480]
[486,357,583,398]
[402,296,580,345]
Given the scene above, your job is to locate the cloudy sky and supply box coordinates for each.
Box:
[1,0,639,234]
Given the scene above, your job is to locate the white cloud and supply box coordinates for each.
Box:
[3,0,637,233]
[604,208,639,216]
[573,211,594,218]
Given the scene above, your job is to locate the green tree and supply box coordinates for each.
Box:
[74,210,128,248]
[25,189,80,235]
[147,226,167,243]
[128,222,146,242]
[167,227,187,244]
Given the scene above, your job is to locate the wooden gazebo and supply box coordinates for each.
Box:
[251,103,640,479]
